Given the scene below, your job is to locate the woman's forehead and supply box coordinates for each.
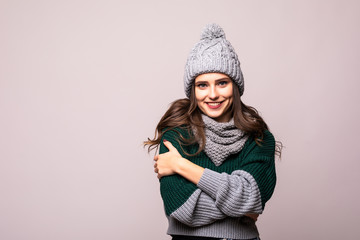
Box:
[195,73,230,82]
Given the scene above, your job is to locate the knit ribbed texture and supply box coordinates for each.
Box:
[159,127,276,238]
[202,114,248,166]
[170,169,262,228]
[170,189,226,227]
[197,169,262,216]
[167,215,258,239]
[184,23,244,98]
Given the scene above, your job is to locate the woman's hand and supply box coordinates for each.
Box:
[154,140,204,184]
[154,140,182,179]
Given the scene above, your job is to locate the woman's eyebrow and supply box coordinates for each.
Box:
[196,77,230,84]
[195,80,208,84]
[215,77,231,82]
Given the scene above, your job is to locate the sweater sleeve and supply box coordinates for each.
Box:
[197,130,276,215]
[170,189,227,227]
[159,128,198,216]
[159,129,276,226]
[159,129,227,226]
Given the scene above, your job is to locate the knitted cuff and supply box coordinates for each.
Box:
[197,168,223,199]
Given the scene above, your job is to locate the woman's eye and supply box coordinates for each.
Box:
[218,81,228,86]
[197,84,207,88]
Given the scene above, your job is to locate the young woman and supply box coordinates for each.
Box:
[145,23,280,240]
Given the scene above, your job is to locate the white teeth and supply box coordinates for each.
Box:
[207,102,220,106]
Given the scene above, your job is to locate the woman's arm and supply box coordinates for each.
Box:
[154,140,204,184]
[155,139,228,226]
[155,142,264,217]
[155,130,276,218]
[155,136,266,225]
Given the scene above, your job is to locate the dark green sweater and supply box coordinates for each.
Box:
[159,127,276,239]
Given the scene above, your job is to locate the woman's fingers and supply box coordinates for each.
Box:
[163,139,177,151]
[154,161,158,173]
[152,141,180,179]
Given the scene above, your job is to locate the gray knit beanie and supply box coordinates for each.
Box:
[184,23,244,98]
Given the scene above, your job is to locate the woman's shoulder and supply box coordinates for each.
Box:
[263,130,275,145]
[161,125,192,139]
[248,129,275,145]
[242,130,275,159]
[159,125,195,154]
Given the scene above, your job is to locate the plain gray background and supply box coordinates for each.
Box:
[1,0,360,239]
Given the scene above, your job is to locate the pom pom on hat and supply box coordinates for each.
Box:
[200,23,226,41]
[184,23,244,98]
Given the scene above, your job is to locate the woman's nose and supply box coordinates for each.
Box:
[208,86,219,99]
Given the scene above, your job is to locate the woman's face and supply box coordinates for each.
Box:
[194,73,233,122]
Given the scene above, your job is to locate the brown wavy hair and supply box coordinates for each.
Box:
[144,83,282,157]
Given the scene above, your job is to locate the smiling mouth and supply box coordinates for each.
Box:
[206,101,223,109]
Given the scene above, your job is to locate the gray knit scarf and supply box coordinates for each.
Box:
[201,114,248,166]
